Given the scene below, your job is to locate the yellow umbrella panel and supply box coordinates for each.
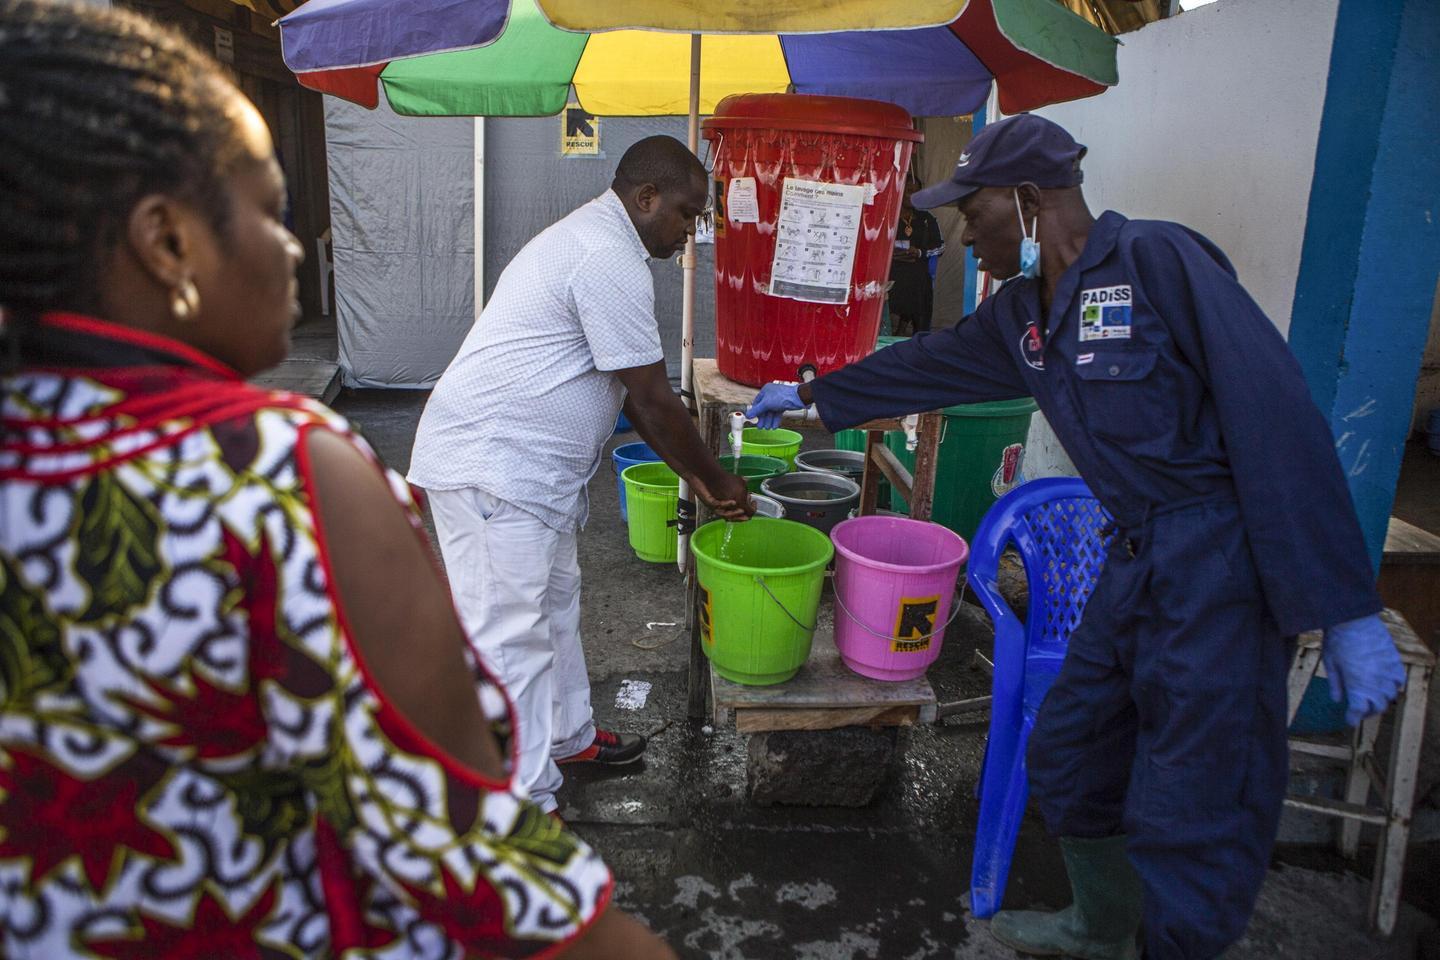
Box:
[574,33,790,116]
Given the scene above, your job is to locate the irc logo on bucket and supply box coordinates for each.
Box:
[991,442,1025,498]
[698,586,714,648]
[891,595,940,654]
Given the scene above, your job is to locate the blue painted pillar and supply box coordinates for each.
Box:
[964,102,987,314]
[1288,0,1440,572]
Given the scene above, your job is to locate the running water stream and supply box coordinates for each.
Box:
[721,416,748,560]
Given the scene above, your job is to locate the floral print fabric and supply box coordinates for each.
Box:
[0,314,610,958]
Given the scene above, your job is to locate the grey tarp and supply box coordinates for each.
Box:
[325,99,714,388]
[325,98,474,388]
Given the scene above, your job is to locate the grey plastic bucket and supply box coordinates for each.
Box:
[749,493,787,519]
[794,448,867,484]
[760,472,861,537]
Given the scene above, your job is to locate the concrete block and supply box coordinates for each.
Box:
[746,727,897,807]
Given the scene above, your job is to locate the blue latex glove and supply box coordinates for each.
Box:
[1322,614,1405,726]
[745,382,804,430]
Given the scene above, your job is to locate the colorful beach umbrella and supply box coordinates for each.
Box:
[279,0,1118,120]
[280,0,1117,573]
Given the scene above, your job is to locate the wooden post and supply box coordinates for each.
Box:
[687,395,727,719]
[859,430,885,514]
[686,572,708,719]
[908,412,943,522]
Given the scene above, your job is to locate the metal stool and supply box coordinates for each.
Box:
[1284,608,1435,935]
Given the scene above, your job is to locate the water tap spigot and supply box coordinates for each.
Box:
[903,414,920,453]
[729,411,753,459]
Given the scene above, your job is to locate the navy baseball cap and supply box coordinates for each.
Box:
[911,114,1086,210]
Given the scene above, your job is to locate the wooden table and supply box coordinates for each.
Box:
[687,359,944,740]
[711,605,939,734]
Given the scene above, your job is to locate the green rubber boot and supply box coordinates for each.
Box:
[988,835,1141,960]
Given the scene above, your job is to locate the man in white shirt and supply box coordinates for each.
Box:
[409,136,751,813]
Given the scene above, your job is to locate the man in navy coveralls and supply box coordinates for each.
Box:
[747,114,1406,959]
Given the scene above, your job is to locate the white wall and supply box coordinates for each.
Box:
[1036,0,1339,339]
[1022,0,1341,478]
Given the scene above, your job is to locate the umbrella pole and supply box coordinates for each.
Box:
[677,32,701,575]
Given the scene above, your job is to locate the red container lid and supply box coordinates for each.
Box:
[702,93,923,142]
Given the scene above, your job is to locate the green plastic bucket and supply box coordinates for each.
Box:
[691,518,833,685]
[886,397,1038,546]
[622,462,680,563]
[717,454,789,493]
[740,428,802,469]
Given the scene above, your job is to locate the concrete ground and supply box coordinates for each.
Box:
[333,387,1438,960]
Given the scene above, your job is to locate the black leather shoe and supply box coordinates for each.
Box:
[557,727,646,765]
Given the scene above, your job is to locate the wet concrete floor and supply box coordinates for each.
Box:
[334,388,1437,960]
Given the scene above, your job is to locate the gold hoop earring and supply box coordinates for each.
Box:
[170,279,200,322]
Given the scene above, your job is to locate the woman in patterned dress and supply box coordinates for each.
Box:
[0,2,674,957]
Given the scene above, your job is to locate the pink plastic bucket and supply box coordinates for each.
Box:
[831,515,968,681]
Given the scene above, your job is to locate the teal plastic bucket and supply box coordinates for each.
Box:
[691,518,833,685]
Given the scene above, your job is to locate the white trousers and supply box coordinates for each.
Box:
[427,487,595,812]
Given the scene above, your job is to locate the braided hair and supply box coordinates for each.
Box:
[0,0,243,320]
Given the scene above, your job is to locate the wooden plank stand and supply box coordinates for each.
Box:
[1285,609,1435,936]
[689,360,944,805]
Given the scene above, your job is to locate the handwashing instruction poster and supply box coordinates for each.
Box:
[768,178,865,305]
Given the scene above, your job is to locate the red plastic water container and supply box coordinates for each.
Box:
[702,94,922,387]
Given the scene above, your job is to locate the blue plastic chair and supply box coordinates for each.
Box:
[967,477,1114,918]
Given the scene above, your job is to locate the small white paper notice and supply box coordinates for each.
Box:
[727,177,760,224]
[615,679,652,711]
[768,178,866,305]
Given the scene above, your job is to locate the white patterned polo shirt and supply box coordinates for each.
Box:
[408,190,663,531]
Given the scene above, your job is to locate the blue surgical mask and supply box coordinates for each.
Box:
[1014,190,1040,279]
